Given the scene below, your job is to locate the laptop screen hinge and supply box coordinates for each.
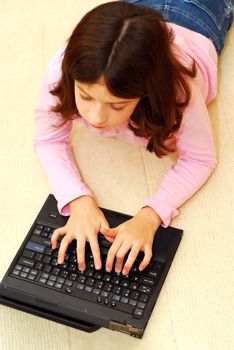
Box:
[109,320,144,338]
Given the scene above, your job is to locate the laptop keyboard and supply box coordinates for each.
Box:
[10,223,164,319]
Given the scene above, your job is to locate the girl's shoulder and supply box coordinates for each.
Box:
[168,22,218,104]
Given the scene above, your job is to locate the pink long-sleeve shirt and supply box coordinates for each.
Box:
[33,22,218,227]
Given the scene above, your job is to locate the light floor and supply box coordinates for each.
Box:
[0,1,233,349]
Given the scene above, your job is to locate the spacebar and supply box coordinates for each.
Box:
[72,289,134,314]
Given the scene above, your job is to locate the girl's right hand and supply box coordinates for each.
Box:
[50,196,110,271]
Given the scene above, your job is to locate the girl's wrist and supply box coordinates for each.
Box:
[69,195,94,211]
[136,206,161,229]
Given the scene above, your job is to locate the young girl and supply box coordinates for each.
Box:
[33,1,233,276]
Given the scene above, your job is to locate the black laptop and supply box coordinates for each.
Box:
[0,194,183,338]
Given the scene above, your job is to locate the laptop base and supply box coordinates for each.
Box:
[0,294,100,333]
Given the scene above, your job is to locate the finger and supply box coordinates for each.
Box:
[105,236,123,272]
[114,242,132,273]
[122,244,141,275]
[104,236,115,243]
[139,245,153,271]
[76,237,86,271]
[89,236,102,270]
[57,235,73,264]
[100,217,110,231]
[100,227,117,237]
[51,227,66,249]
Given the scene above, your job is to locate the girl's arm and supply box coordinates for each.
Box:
[142,79,217,227]
[33,48,93,215]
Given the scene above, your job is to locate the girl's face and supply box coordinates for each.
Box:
[74,77,140,129]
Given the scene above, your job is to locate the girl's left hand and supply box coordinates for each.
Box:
[100,207,161,275]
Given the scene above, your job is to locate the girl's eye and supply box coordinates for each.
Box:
[80,94,92,101]
[111,105,125,111]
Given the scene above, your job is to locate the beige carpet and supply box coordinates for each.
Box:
[0,1,233,349]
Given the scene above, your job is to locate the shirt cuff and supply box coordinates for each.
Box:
[142,198,179,228]
[57,187,94,216]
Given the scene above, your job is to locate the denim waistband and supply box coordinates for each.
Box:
[123,0,233,54]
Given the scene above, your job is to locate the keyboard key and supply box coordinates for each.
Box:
[85,269,94,277]
[12,270,20,276]
[22,249,35,259]
[120,280,129,288]
[139,285,152,294]
[122,288,130,297]
[100,290,109,298]
[43,256,51,264]
[41,272,49,279]
[103,274,112,282]
[140,294,149,303]
[18,257,34,268]
[35,262,44,270]
[133,308,144,318]
[64,280,73,287]
[94,271,103,280]
[51,267,60,275]
[60,270,69,278]
[15,264,23,271]
[130,291,140,300]
[129,282,138,290]
[76,283,85,290]
[30,269,38,276]
[48,275,57,282]
[92,288,101,295]
[137,302,146,309]
[129,299,137,306]
[95,281,104,289]
[20,272,28,278]
[43,264,52,273]
[84,286,93,293]
[33,229,42,236]
[27,274,36,281]
[112,276,120,285]
[22,267,30,273]
[57,277,65,284]
[86,278,95,286]
[112,286,121,295]
[39,278,47,284]
[31,235,51,247]
[112,294,121,302]
[103,283,112,292]
[146,270,159,278]
[47,280,55,287]
[120,297,129,304]
[35,253,43,261]
[141,277,154,286]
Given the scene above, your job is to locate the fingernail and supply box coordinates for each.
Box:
[122,269,127,275]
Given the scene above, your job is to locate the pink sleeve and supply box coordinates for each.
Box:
[142,80,217,227]
[33,48,93,216]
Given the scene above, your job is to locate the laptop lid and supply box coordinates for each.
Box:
[0,194,183,338]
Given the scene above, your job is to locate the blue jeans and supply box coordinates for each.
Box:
[123,0,234,55]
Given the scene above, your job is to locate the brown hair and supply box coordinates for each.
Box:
[50,1,196,157]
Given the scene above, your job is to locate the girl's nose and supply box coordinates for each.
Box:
[89,107,108,125]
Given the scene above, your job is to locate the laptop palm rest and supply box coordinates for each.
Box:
[0,294,100,332]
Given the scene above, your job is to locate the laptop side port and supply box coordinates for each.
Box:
[109,320,144,338]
